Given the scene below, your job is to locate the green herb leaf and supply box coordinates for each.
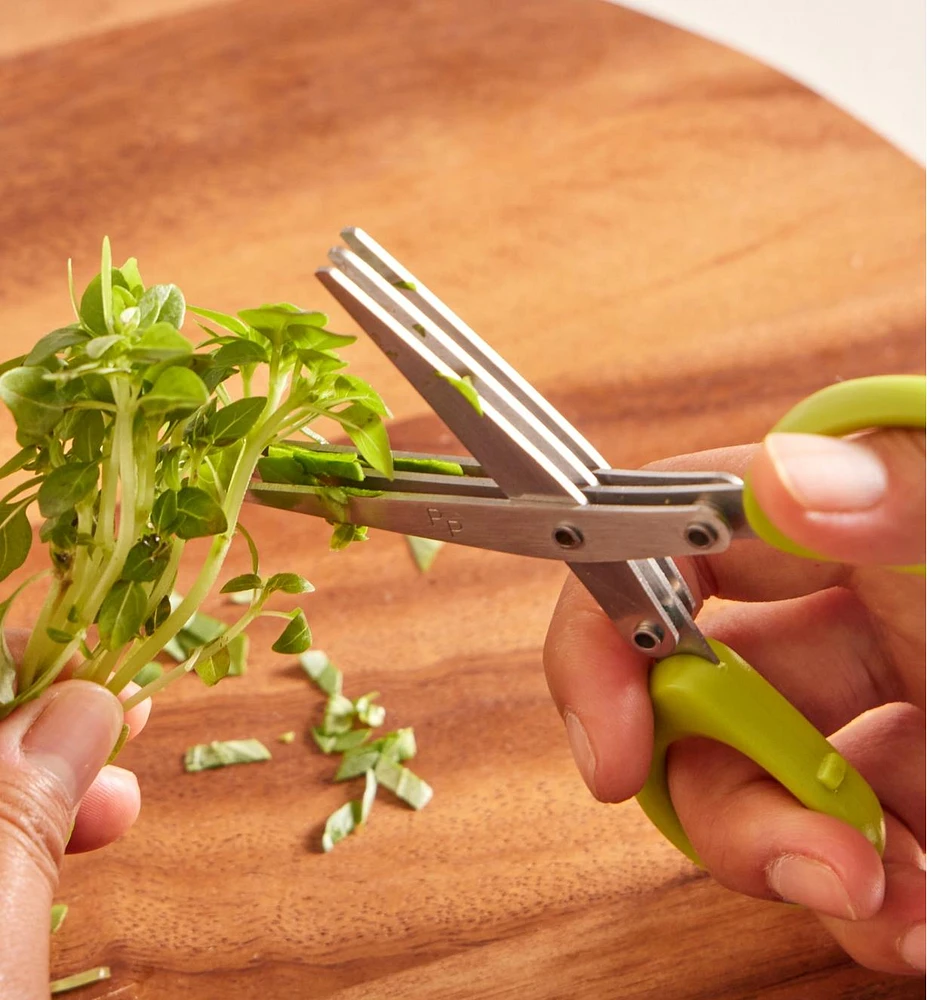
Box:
[330,522,368,551]
[354,692,386,728]
[137,283,185,330]
[50,903,68,934]
[172,486,228,539]
[50,966,111,994]
[392,456,464,476]
[405,536,444,573]
[0,505,33,584]
[271,608,312,654]
[140,366,209,417]
[335,403,393,478]
[37,461,99,519]
[84,334,123,360]
[122,537,169,582]
[130,322,192,363]
[46,627,74,644]
[321,769,377,852]
[195,646,231,686]
[97,580,147,650]
[212,340,269,367]
[220,573,263,594]
[0,366,64,440]
[311,726,371,754]
[436,372,483,415]
[204,396,266,446]
[183,738,271,772]
[227,632,249,676]
[69,410,105,463]
[0,445,38,482]
[24,326,89,367]
[264,572,315,596]
[188,305,251,336]
[151,488,178,535]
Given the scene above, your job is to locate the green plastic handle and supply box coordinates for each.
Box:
[742,374,926,574]
[636,639,886,865]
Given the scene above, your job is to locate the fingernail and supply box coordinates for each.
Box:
[766,854,857,920]
[898,923,926,972]
[564,711,597,796]
[765,433,888,512]
[22,683,123,808]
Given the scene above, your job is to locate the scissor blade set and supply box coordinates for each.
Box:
[248,229,750,659]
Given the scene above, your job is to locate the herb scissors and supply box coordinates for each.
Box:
[248,228,925,863]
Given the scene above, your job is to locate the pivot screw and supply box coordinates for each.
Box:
[685,522,718,549]
[553,525,584,549]
[632,623,664,651]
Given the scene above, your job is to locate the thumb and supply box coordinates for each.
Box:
[0,680,122,1000]
[749,428,926,567]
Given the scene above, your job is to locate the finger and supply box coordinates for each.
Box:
[118,681,151,741]
[543,575,653,802]
[67,765,141,854]
[750,429,926,567]
[817,813,925,975]
[667,701,924,921]
[0,681,122,999]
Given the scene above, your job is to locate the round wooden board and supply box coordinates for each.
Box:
[0,1,923,997]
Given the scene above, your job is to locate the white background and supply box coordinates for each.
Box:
[613,0,925,165]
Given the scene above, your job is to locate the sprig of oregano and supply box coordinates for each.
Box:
[0,239,394,718]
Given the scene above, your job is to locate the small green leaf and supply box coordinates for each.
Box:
[220,572,263,594]
[97,580,148,650]
[118,256,144,293]
[144,595,172,636]
[289,446,365,482]
[140,366,209,417]
[50,903,68,934]
[436,372,483,415]
[212,340,269,367]
[46,627,74,644]
[0,505,33,583]
[204,396,266,446]
[151,488,178,535]
[335,403,393,478]
[0,366,64,439]
[138,284,185,330]
[183,738,271,772]
[172,486,228,539]
[24,326,89,366]
[132,662,163,686]
[69,410,105,463]
[37,461,99,519]
[130,322,192,362]
[50,966,111,995]
[188,305,251,336]
[195,646,231,686]
[311,727,370,754]
[330,522,368,551]
[392,456,464,476]
[227,633,249,676]
[334,374,390,416]
[256,453,306,485]
[264,572,314,596]
[0,445,38,481]
[121,538,169,582]
[84,334,124,360]
[271,608,312,654]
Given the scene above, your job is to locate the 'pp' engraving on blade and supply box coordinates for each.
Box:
[427,507,464,537]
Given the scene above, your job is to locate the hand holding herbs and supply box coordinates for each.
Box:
[0,238,393,716]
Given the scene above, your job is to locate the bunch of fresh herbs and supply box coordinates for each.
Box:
[0,239,394,716]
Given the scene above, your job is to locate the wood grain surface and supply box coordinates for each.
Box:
[1,1,924,997]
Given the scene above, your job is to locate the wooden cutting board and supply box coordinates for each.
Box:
[0,1,923,997]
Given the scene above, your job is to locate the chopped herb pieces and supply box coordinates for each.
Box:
[277,731,296,744]
[183,738,271,772]
[50,966,111,994]
[392,456,464,476]
[299,649,342,696]
[50,903,68,934]
[406,535,444,572]
[436,371,482,415]
[322,769,377,852]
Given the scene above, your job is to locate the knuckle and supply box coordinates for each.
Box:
[0,765,70,888]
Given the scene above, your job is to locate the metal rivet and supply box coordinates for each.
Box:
[632,623,664,650]
[685,522,718,549]
[553,525,584,549]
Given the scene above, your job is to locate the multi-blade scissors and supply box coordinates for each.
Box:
[247,228,925,863]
